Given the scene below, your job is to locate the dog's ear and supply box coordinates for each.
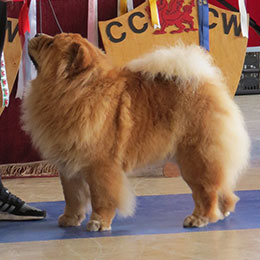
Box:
[66,42,91,77]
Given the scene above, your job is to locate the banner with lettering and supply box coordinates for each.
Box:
[99,0,248,95]
[209,0,260,47]
[0,18,22,116]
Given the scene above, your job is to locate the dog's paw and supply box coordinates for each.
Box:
[224,211,230,217]
[86,220,111,232]
[58,214,85,227]
[183,215,209,228]
[86,220,101,232]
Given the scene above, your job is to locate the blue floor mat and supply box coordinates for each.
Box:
[1,190,260,243]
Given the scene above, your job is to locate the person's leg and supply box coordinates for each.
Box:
[0,174,46,220]
[0,177,4,190]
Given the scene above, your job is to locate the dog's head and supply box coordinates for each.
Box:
[28,33,107,80]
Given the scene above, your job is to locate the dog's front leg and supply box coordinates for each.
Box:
[85,164,124,232]
[58,172,90,227]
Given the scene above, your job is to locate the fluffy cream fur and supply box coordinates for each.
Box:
[127,44,226,89]
[22,33,250,231]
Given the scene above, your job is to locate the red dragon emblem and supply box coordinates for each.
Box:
[146,0,198,34]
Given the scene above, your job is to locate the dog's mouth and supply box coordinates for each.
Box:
[29,54,39,70]
[28,34,44,71]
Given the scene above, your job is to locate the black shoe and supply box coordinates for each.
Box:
[0,188,46,220]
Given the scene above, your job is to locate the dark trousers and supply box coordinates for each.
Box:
[0,177,3,190]
[0,2,7,191]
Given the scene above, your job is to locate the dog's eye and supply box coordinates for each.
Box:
[47,41,53,48]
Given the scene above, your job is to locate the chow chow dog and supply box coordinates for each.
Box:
[22,33,250,231]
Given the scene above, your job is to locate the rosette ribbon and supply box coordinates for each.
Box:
[238,0,248,38]
[1,54,9,107]
[12,0,37,99]
[198,0,209,51]
[117,0,134,16]
[88,0,99,46]
[149,0,161,30]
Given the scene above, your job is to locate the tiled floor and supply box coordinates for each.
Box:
[1,95,260,260]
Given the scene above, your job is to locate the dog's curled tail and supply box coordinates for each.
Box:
[126,43,225,90]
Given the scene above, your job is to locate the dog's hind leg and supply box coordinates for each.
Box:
[217,152,242,218]
[58,172,90,227]
[86,163,135,232]
[177,146,225,228]
[218,189,239,217]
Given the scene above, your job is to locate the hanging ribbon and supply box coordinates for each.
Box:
[16,0,37,99]
[117,0,134,16]
[198,0,209,51]
[1,54,9,107]
[149,0,161,29]
[87,0,98,46]
[127,0,134,13]
[118,0,127,16]
[238,0,248,38]
[14,0,30,47]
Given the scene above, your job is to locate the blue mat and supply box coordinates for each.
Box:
[1,190,260,243]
